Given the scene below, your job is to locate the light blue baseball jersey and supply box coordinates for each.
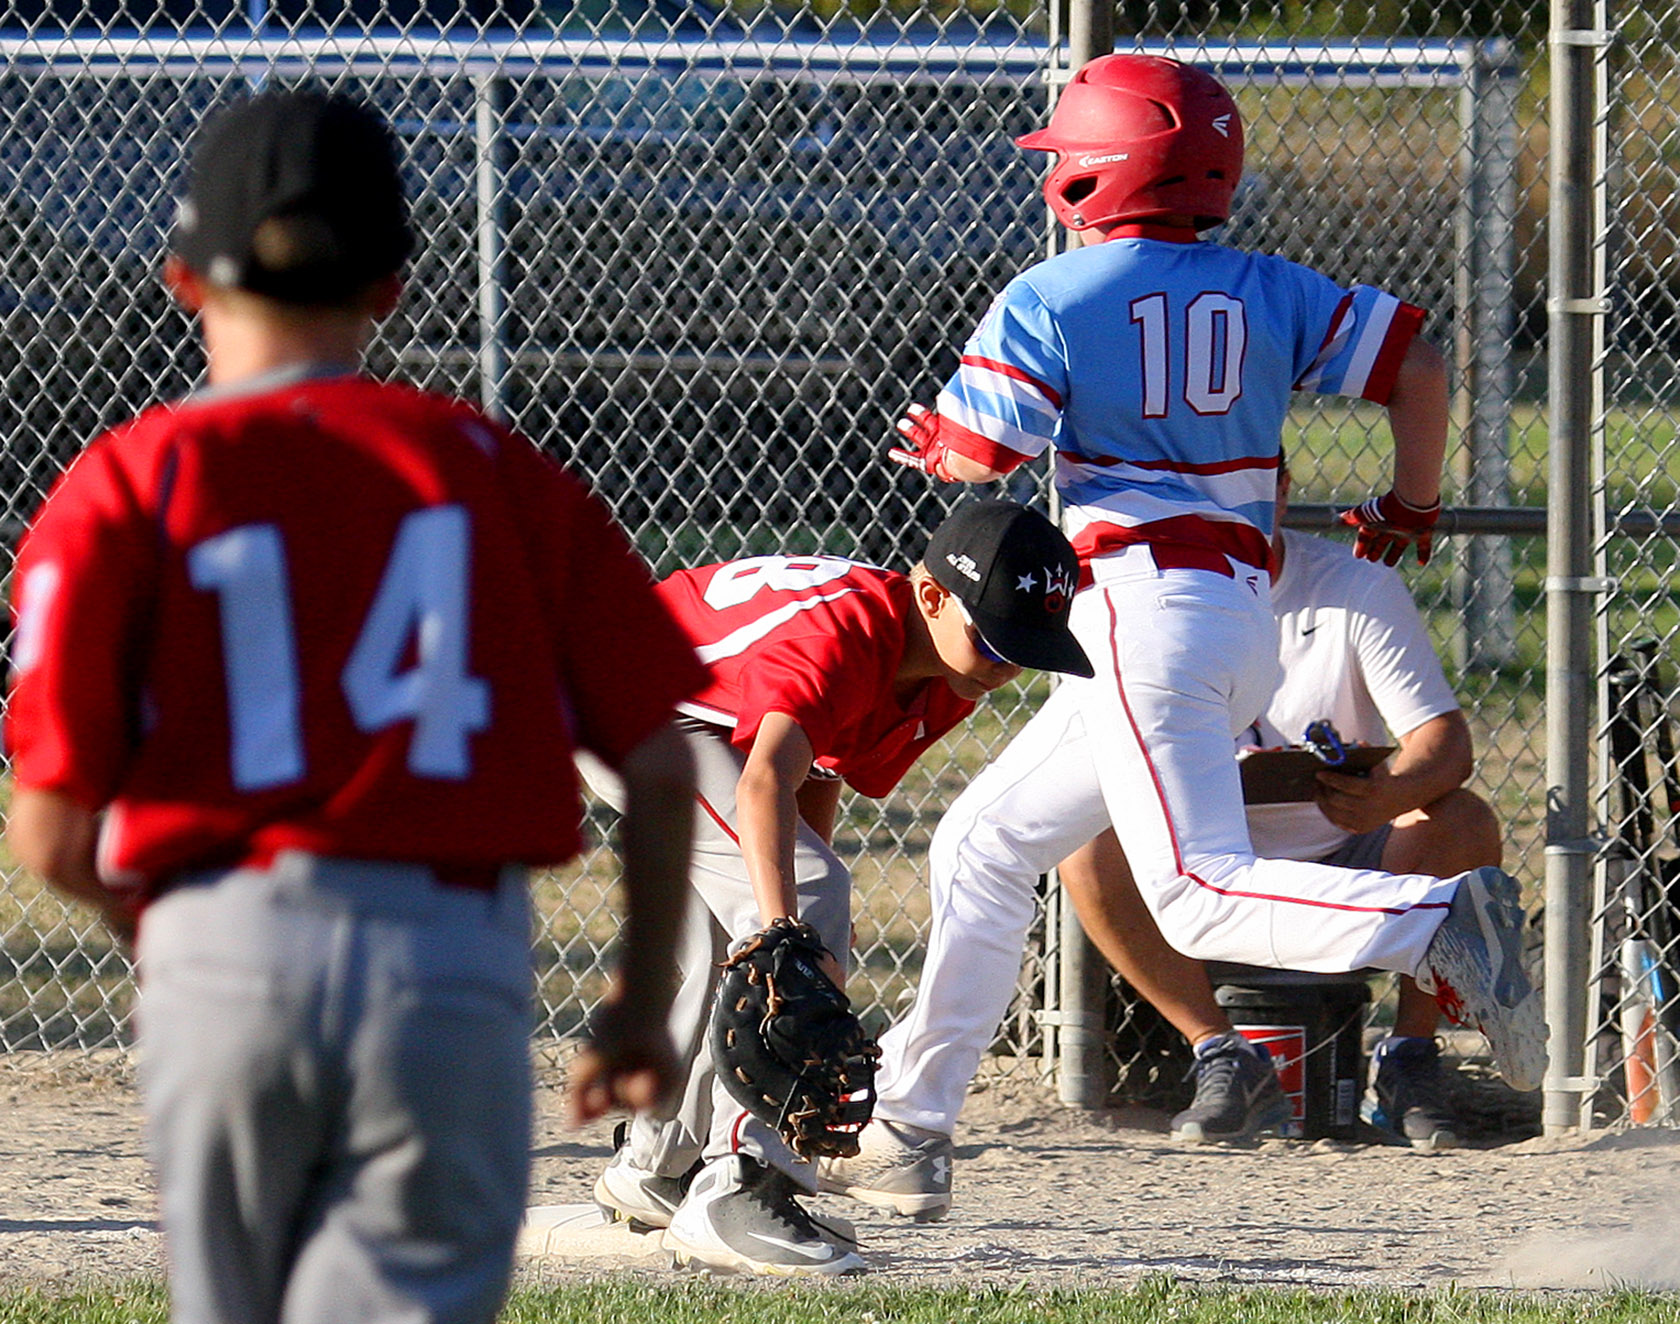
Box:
[935,235,1423,571]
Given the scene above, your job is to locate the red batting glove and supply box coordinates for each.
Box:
[887,403,956,481]
[1339,489,1441,567]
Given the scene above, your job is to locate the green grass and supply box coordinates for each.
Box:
[0,1282,168,1324]
[4,1279,1680,1324]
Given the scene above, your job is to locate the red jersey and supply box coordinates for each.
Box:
[656,556,974,798]
[6,371,706,896]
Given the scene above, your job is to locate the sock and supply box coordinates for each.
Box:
[1194,1029,1261,1060]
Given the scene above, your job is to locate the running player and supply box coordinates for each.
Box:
[822,54,1542,1221]
[5,89,705,1324]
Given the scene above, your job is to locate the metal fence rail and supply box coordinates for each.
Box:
[5,0,1666,1140]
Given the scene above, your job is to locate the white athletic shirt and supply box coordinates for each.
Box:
[1244,528,1461,862]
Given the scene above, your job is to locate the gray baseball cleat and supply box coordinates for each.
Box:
[1417,866,1547,1092]
[817,1118,953,1222]
[1170,1030,1291,1143]
[664,1155,864,1277]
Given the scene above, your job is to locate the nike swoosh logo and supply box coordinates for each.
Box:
[1299,624,1318,636]
[742,1230,842,1261]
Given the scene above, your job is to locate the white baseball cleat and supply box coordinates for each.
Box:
[593,1138,691,1231]
[664,1156,864,1277]
[1418,866,1547,1093]
[817,1118,954,1222]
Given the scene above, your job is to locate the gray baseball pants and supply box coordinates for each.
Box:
[581,716,850,1187]
[136,852,533,1324]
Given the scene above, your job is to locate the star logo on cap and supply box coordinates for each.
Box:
[1017,572,1036,592]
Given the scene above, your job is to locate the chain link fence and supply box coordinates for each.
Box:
[1584,6,1680,1131]
[1,0,1656,1138]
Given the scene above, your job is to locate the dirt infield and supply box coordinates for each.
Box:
[4,1055,1679,1294]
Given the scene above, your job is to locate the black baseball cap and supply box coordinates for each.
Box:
[173,88,414,305]
[924,500,1094,679]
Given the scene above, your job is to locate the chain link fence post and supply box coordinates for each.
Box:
[1451,38,1519,673]
[475,71,511,423]
[1543,0,1610,1136]
[1048,0,1116,1114]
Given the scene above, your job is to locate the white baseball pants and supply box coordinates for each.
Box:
[875,548,1462,1136]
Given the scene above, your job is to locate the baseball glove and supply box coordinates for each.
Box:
[709,917,879,1158]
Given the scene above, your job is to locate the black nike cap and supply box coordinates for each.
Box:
[924,500,1093,679]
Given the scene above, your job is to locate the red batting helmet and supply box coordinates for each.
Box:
[1017,54,1244,232]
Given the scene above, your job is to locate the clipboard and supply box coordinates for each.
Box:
[1237,743,1395,805]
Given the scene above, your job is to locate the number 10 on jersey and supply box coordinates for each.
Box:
[1129,292,1247,417]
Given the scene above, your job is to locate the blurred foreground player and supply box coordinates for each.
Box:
[5,89,704,1324]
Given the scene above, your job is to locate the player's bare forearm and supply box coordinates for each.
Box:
[887,403,1022,483]
[8,787,100,893]
[795,774,842,846]
[568,721,695,1125]
[6,788,135,942]
[1385,336,1449,508]
[942,451,1011,484]
[1344,337,1448,566]
[736,712,817,924]
[567,991,679,1125]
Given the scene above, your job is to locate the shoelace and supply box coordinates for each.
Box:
[1185,1044,1248,1102]
[756,1171,834,1238]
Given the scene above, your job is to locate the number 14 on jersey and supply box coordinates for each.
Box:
[188,505,489,791]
